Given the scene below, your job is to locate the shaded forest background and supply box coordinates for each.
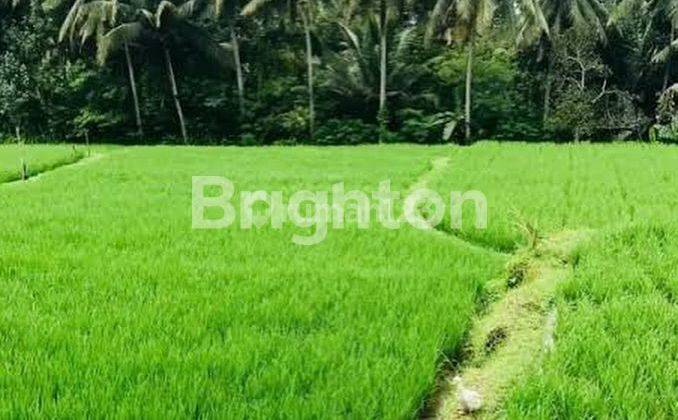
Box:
[0,0,676,145]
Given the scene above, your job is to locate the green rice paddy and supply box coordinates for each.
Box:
[0,144,84,183]
[1,143,676,418]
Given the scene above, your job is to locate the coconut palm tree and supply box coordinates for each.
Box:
[98,0,230,143]
[343,0,416,142]
[326,15,432,116]
[428,0,497,142]
[614,0,677,91]
[241,0,320,140]
[60,0,145,137]
[211,0,247,117]
[652,0,678,90]
[519,0,610,124]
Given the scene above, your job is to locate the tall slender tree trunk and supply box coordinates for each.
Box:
[464,36,475,143]
[301,6,315,141]
[378,0,388,143]
[124,42,144,138]
[164,47,188,144]
[543,55,555,126]
[663,25,675,92]
[230,23,246,117]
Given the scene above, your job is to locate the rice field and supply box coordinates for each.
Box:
[505,223,677,419]
[0,144,85,183]
[0,143,676,418]
[428,143,678,251]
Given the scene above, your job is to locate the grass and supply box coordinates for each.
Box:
[1,142,676,418]
[504,223,677,419]
[434,230,594,418]
[0,145,505,418]
[428,142,678,252]
[0,144,86,183]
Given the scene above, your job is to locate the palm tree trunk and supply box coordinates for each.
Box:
[464,36,475,143]
[378,0,388,143]
[124,42,144,138]
[230,23,245,117]
[663,25,675,92]
[301,6,315,141]
[543,55,555,126]
[164,47,188,144]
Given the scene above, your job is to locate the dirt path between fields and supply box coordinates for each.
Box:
[424,229,593,419]
[407,155,593,419]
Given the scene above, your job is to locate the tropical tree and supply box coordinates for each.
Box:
[613,0,677,91]
[519,0,610,124]
[428,0,497,142]
[60,0,145,137]
[343,0,416,141]
[211,0,247,117]
[327,15,432,118]
[98,0,230,143]
[241,0,320,140]
[652,0,678,90]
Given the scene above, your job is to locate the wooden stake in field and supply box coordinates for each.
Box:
[20,159,28,181]
[19,132,28,181]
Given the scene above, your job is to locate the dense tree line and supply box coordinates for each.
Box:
[0,0,676,144]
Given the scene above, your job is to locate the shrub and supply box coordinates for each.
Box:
[248,106,311,144]
[397,109,461,144]
[650,84,678,143]
[315,119,378,145]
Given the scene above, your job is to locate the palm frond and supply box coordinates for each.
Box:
[176,20,233,69]
[97,21,144,64]
[652,38,678,63]
[156,0,179,29]
[59,0,85,43]
[242,0,274,16]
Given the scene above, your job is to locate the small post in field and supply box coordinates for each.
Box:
[20,159,28,181]
[85,130,91,157]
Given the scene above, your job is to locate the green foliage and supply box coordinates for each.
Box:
[250,105,310,143]
[0,0,675,142]
[2,143,677,417]
[73,106,125,138]
[436,44,543,140]
[0,52,31,131]
[651,84,678,143]
[315,118,378,144]
[427,142,678,251]
[322,18,433,123]
[397,109,461,143]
